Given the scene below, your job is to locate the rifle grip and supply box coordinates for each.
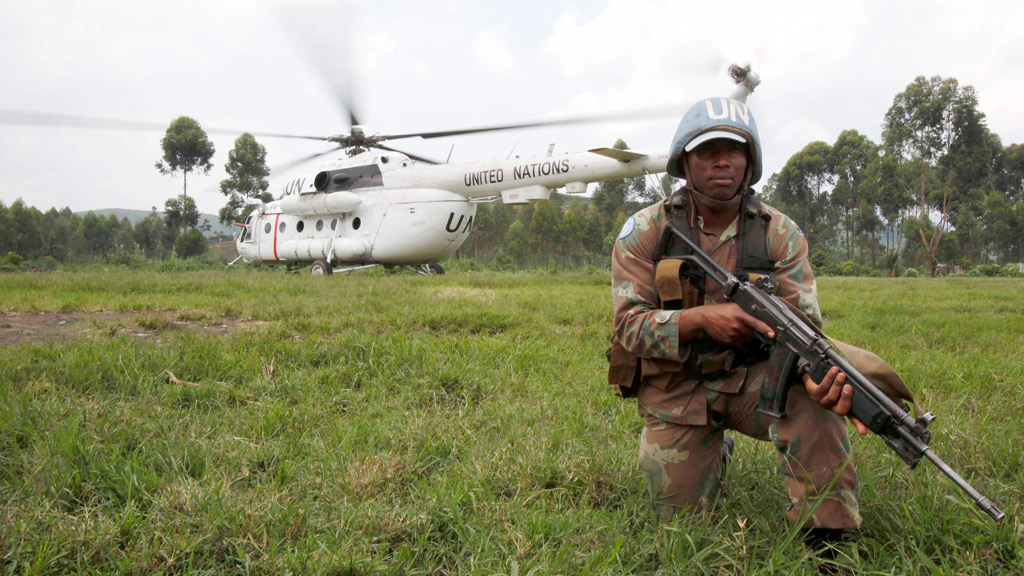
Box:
[756,346,800,419]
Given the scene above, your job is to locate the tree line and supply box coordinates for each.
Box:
[764,76,1022,276]
[458,76,1024,276]
[0,119,274,269]
[2,75,1021,275]
[0,199,213,269]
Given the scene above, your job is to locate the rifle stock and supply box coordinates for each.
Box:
[664,223,1004,522]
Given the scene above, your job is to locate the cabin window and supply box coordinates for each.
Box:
[331,218,338,231]
[279,222,286,234]
[380,155,389,164]
[296,220,305,233]
[264,222,272,234]
[316,220,324,232]
[352,217,361,230]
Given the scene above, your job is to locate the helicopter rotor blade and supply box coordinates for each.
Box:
[0,108,334,143]
[0,109,171,132]
[270,146,345,173]
[380,105,689,141]
[373,144,440,165]
[276,2,362,130]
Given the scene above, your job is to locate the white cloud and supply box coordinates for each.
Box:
[469,28,522,76]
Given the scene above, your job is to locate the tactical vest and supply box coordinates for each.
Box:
[607,190,776,398]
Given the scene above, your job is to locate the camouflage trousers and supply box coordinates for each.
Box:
[637,370,861,529]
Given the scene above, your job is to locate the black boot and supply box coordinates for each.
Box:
[804,528,846,558]
[721,434,735,476]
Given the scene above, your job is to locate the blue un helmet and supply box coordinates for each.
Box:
[666,97,762,186]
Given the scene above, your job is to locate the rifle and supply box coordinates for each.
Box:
[664,222,1005,522]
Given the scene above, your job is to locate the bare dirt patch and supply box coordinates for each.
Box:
[0,311,265,347]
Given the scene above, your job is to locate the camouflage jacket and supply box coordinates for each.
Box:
[611,191,822,425]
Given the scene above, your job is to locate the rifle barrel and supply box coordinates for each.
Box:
[922,449,1006,521]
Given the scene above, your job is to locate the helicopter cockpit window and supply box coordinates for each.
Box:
[279,222,286,234]
[243,215,254,242]
[296,221,305,233]
[352,217,361,230]
[331,219,338,231]
[264,222,272,234]
[316,220,324,232]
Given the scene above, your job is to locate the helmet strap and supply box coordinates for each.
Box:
[690,187,744,214]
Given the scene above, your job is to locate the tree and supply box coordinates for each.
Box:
[556,200,587,266]
[882,76,992,275]
[498,220,530,268]
[0,201,14,256]
[219,133,272,224]
[996,143,1024,204]
[81,212,112,258]
[155,116,215,233]
[830,130,879,260]
[764,141,836,249]
[980,190,1020,263]
[164,195,201,247]
[8,199,43,258]
[133,210,166,259]
[529,199,561,266]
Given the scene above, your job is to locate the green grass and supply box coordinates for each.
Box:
[0,271,1021,575]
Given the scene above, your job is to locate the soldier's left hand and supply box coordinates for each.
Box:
[802,367,868,435]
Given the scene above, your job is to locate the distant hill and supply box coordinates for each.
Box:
[76,208,234,237]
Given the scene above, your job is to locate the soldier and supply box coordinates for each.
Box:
[609,96,866,546]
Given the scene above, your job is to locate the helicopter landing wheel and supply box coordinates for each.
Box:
[311,259,333,276]
[425,263,445,276]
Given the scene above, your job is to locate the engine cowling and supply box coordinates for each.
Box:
[278,191,362,216]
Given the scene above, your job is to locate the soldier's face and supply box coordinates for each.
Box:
[684,139,748,199]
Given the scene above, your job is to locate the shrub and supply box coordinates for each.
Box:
[839,260,872,277]
[31,256,60,271]
[902,267,921,278]
[975,264,1003,277]
[174,229,208,259]
[3,251,24,268]
[810,250,831,270]
[108,251,147,267]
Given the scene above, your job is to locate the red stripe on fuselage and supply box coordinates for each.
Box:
[272,213,280,260]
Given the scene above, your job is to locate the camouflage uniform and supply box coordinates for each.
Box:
[612,191,861,529]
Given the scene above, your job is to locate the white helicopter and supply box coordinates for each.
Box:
[230,64,761,276]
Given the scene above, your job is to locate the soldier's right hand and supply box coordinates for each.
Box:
[689,303,775,346]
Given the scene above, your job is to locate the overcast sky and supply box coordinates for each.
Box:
[2,0,1023,215]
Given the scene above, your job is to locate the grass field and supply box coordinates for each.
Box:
[0,270,1021,575]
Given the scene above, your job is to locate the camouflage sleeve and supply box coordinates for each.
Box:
[766,209,823,328]
[611,206,689,362]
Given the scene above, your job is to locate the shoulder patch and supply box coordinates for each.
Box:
[618,216,636,239]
